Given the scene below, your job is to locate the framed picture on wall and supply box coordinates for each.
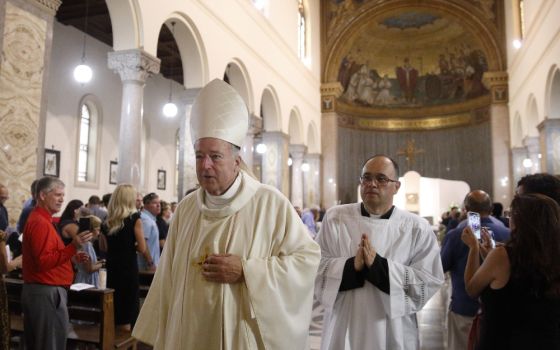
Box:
[43,149,60,177]
[157,170,166,190]
[109,161,118,185]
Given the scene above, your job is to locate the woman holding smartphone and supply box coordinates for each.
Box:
[462,193,560,349]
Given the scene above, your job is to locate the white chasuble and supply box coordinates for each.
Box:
[315,204,444,350]
[133,171,320,350]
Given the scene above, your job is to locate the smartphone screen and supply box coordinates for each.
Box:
[78,217,90,233]
[467,211,481,239]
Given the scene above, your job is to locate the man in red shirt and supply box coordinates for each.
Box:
[22,176,92,350]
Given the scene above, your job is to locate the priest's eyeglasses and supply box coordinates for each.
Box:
[360,173,398,186]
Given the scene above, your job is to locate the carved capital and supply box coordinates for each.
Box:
[29,0,61,16]
[482,71,509,104]
[321,82,344,112]
[289,144,307,158]
[108,49,161,83]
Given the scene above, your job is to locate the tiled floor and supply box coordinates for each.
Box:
[308,279,450,350]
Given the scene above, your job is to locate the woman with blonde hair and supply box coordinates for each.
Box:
[104,184,152,330]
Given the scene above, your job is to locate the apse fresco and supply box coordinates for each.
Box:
[333,9,490,108]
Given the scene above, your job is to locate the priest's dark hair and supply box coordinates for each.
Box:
[361,154,400,178]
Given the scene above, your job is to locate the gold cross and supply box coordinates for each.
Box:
[191,246,210,268]
[397,139,424,169]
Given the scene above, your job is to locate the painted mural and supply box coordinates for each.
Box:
[332,7,490,108]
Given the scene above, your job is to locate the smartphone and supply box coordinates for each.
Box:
[467,211,481,240]
[78,217,91,233]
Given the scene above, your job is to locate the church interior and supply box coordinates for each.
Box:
[1,0,560,348]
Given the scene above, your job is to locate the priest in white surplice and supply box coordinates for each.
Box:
[315,155,444,350]
[132,79,320,349]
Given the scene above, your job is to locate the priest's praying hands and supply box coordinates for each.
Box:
[354,233,377,271]
[202,253,244,283]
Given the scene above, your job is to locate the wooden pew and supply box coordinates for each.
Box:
[138,270,154,299]
[5,278,136,350]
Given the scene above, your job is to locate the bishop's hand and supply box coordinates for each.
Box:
[354,244,365,271]
[202,254,244,284]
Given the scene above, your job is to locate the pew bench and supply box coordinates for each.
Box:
[5,278,137,350]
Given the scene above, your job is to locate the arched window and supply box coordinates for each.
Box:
[519,0,525,39]
[297,0,306,60]
[77,97,101,184]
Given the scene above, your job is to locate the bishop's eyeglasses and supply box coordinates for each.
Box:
[359,173,399,187]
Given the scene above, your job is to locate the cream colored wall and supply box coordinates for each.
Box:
[119,0,321,147]
[45,22,181,205]
[506,0,560,146]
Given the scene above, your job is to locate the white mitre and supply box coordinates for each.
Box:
[190,79,249,147]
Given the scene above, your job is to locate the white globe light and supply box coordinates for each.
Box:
[301,162,310,172]
[73,64,93,83]
[162,102,178,118]
[256,143,267,154]
[287,157,293,166]
[522,158,533,168]
[512,39,522,49]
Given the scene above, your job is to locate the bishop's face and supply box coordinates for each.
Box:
[195,138,240,196]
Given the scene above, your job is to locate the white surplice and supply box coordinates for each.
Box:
[132,171,320,349]
[315,204,444,350]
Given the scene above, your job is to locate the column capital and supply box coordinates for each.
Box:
[289,144,307,158]
[249,114,263,135]
[28,0,61,16]
[321,82,343,113]
[108,49,161,83]
[482,71,508,104]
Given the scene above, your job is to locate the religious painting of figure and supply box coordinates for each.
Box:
[335,10,490,109]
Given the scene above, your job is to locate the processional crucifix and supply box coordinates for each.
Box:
[397,139,424,169]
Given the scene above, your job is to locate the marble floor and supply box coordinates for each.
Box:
[308,279,450,350]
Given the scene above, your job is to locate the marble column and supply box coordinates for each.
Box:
[321,82,343,208]
[0,0,60,225]
[304,153,321,208]
[108,49,160,190]
[289,144,306,208]
[177,88,199,199]
[482,72,512,204]
[262,131,289,196]
[537,118,560,173]
[522,136,540,174]
[240,114,262,178]
[510,146,526,188]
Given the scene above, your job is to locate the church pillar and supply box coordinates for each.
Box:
[304,153,321,208]
[522,136,540,174]
[537,118,560,173]
[261,131,289,196]
[176,88,199,199]
[240,114,262,178]
[482,71,512,204]
[289,144,306,208]
[510,146,526,188]
[108,49,160,190]
[0,0,60,225]
[321,82,343,208]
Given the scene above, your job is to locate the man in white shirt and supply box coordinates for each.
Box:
[315,155,444,350]
[133,79,320,349]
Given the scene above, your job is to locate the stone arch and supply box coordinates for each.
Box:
[512,112,523,147]
[324,0,505,81]
[288,108,304,145]
[260,86,281,131]
[106,1,142,50]
[224,59,253,114]
[161,15,207,88]
[546,65,560,119]
[306,121,319,153]
[525,94,540,137]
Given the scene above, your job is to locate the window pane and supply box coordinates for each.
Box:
[78,104,90,182]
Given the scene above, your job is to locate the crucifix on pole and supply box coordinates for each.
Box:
[397,139,424,169]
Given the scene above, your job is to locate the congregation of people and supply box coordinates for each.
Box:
[1,79,560,350]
